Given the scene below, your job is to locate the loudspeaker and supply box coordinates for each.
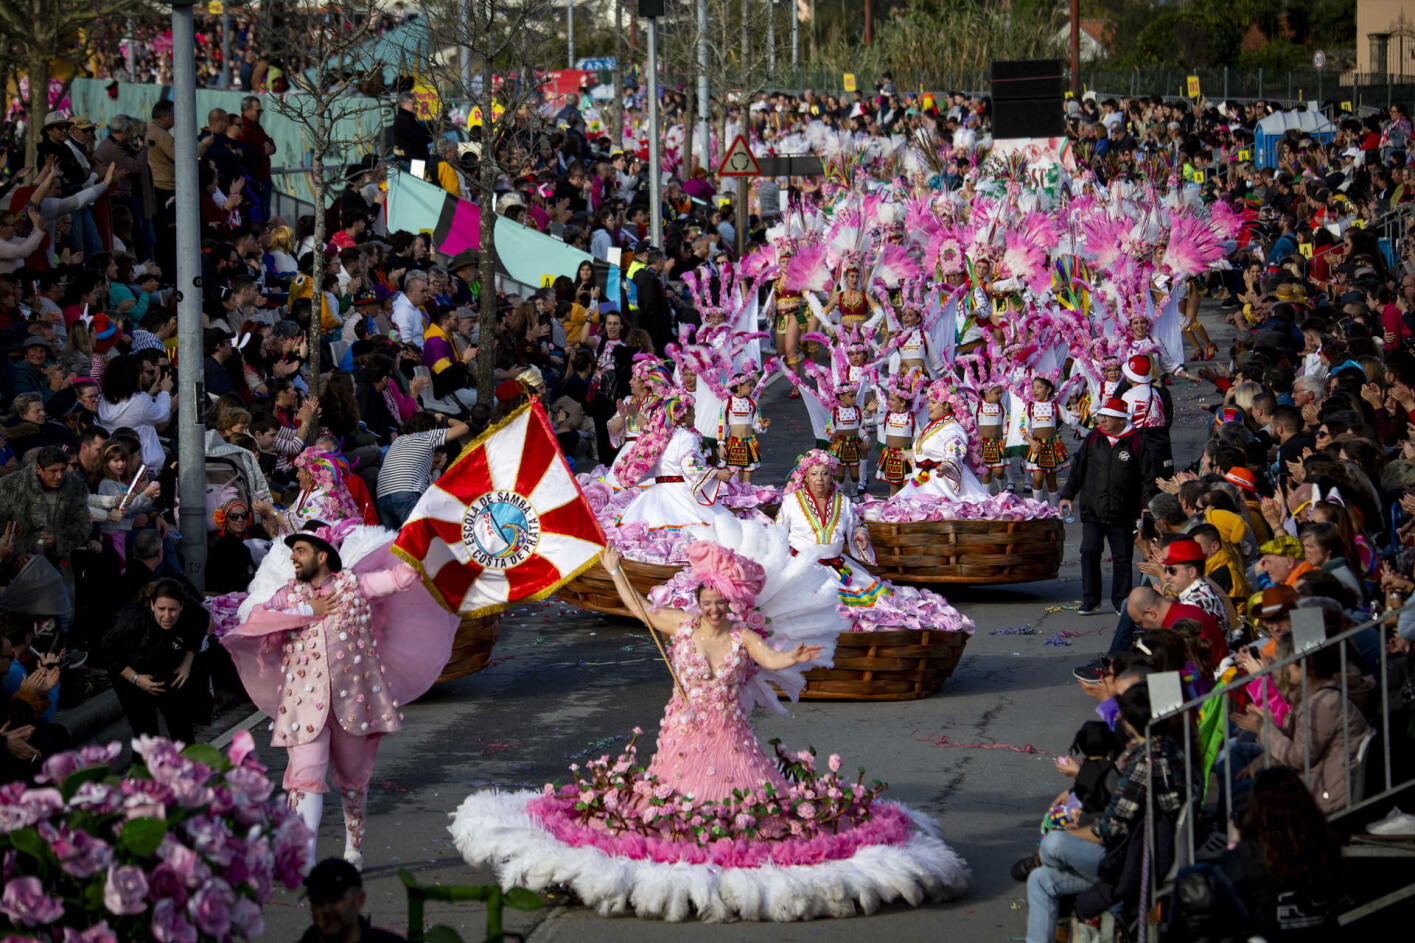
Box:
[638,0,665,16]
[990,58,1066,139]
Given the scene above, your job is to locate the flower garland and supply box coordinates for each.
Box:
[526,732,894,859]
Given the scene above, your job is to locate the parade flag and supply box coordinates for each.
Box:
[392,401,606,617]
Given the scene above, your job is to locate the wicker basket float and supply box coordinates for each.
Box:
[436,613,501,683]
[556,559,685,617]
[865,517,1064,584]
[784,628,970,701]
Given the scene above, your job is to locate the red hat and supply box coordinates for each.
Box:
[1162,539,1206,566]
[494,379,523,402]
[1097,397,1129,419]
[1122,354,1152,384]
[1224,467,1258,494]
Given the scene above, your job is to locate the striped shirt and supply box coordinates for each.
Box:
[376,429,448,498]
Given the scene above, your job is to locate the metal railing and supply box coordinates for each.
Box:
[1135,604,1415,940]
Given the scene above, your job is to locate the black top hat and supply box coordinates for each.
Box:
[283,521,343,572]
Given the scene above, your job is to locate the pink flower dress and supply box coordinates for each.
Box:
[644,624,790,802]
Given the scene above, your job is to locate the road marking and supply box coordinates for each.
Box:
[212,710,267,749]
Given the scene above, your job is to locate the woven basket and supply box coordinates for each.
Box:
[865,517,1064,584]
[436,613,500,683]
[786,628,970,701]
[556,559,684,617]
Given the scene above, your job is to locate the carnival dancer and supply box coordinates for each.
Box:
[223,521,459,871]
[795,326,876,495]
[253,448,365,535]
[776,449,888,607]
[718,368,771,484]
[873,374,921,497]
[772,242,807,394]
[1022,375,1071,510]
[605,360,671,491]
[616,392,737,531]
[977,383,1009,495]
[895,379,990,503]
[450,520,971,922]
[820,259,880,335]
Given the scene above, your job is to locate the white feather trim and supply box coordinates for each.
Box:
[236,524,396,621]
[448,790,971,922]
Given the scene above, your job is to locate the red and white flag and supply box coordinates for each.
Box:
[392,402,605,617]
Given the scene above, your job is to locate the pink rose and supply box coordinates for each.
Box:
[103,864,149,916]
[44,823,114,879]
[0,876,64,926]
[62,921,118,943]
[150,898,196,943]
[827,754,842,773]
[187,878,236,937]
[230,898,264,939]
[147,863,189,908]
[69,781,121,815]
[226,730,257,768]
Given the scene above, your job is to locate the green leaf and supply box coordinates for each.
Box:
[503,887,544,911]
[83,879,105,910]
[61,765,112,801]
[8,827,52,865]
[118,817,168,858]
[180,743,230,772]
[425,925,466,943]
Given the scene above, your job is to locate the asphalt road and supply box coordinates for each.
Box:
[235,312,1226,941]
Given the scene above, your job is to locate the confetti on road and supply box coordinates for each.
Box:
[913,731,1057,757]
[567,735,622,760]
[989,626,1037,636]
[1044,631,1081,647]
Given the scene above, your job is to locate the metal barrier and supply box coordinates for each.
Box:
[1134,604,1415,940]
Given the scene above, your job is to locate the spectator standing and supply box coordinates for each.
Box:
[375,412,468,527]
[237,96,276,221]
[1059,399,1161,616]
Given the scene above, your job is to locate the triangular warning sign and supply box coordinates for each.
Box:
[717,134,761,177]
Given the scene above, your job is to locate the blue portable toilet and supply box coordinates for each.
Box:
[1254,110,1337,169]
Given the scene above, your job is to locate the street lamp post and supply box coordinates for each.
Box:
[647,14,662,250]
[169,0,208,590]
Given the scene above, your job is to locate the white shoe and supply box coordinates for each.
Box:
[344,847,364,870]
[1367,807,1415,836]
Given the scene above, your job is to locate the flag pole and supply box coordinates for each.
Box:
[602,554,687,703]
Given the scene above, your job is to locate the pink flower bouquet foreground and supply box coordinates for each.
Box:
[858,492,1059,523]
[0,734,310,943]
[527,732,908,867]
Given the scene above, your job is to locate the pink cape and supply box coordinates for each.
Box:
[220,540,461,719]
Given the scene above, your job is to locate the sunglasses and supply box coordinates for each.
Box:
[227,512,249,521]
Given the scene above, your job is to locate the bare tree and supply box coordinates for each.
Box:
[253,0,386,393]
[421,0,558,396]
[0,0,154,163]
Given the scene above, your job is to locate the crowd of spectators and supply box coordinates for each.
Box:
[2,42,1415,934]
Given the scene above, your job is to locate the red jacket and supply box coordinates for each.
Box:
[238,117,275,180]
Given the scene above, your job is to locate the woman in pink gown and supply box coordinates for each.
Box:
[604,543,821,802]
[450,530,973,922]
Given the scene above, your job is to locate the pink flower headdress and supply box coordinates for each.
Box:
[685,541,767,609]
[782,448,840,496]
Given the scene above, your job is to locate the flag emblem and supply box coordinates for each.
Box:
[464,492,540,568]
[393,402,606,617]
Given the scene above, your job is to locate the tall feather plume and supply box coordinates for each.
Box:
[782,243,834,293]
[872,244,921,288]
